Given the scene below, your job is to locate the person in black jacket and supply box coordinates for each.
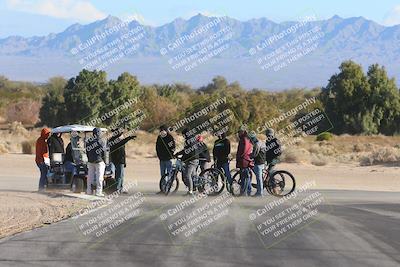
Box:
[265,128,282,167]
[175,128,199,195]
[156,125,176,182]
[64,141,74,184]
[212,132,232,185]
[197,135,211,172]
[47,133,64,160]
[109,128,136,193]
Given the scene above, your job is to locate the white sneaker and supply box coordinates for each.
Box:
[96,190,105,197]
[121,188,129,194]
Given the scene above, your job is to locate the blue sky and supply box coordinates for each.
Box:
[1,0,400,37]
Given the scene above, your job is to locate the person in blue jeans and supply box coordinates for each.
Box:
[156,125,176,192]
[249,131,266,196]
[212,132,232,186]
[236,127,253,196]
[35,128,51,191]
[109,128,137,194]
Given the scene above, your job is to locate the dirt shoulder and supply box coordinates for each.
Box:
[0,191,88,239]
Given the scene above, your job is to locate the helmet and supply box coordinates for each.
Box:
[248,131,257,143]
[265,128,275,137]
[196,135,204,142]
[93,127,101,137]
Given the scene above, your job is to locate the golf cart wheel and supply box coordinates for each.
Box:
[71,177,84,193]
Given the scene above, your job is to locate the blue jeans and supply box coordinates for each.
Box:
[253,164,264,195]
[159,160,172,178]
[240,168,252,196]
[184,160,199,192]
[37,163,48,190]
[64,161,76,177]
[218,162,232,185]
[114,164,125,190]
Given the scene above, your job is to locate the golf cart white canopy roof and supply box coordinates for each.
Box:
[51,124,108,134]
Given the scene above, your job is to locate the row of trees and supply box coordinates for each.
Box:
[26,60,400,135]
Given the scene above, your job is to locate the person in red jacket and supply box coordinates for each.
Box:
[36,128,51,191]
[236,127,253,196]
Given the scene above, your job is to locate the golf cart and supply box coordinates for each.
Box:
[47,125,116,194]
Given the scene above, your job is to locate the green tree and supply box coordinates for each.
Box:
[321,60,371,134]
[38,77,67,127]
[101,72,141,127]
[366,64,400,135]
[63,69,108,125]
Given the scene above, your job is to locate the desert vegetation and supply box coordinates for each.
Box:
[0,60,399,166]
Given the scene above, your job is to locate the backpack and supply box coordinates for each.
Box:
[255,142,267,164]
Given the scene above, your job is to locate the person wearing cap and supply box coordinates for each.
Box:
[236,126,253,196]
[36,128,51,191]
[86,128,107,197]
[156,125,176,186]
[196,135,211,172]
[249,131,266,196]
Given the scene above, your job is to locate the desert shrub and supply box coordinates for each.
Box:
[281,148,310,163]
[9,121,29,136]
[316,132,333,141]
[0,143,8,154]
[6,99,40,125]
[310,155,328,166]
[21,140,35,154]
[360,147,400,166]
[308,142,337,156]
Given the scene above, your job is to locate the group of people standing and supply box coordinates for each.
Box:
[156,125,281,196]
[35,125,280,197]
[35,127,135,196]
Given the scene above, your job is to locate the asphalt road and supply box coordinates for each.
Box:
[0,189,399,267]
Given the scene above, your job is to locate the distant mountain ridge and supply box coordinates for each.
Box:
[0,14,399,89]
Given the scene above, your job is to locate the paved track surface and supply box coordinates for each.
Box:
[0,189,399,267]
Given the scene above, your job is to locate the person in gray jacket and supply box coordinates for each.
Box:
[249,131,266,196]
[85,128,107,197]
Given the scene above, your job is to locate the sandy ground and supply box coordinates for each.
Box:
[0,153,399,239]
[0,191,88,239]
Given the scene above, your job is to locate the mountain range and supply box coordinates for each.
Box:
[0,14,399,89]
